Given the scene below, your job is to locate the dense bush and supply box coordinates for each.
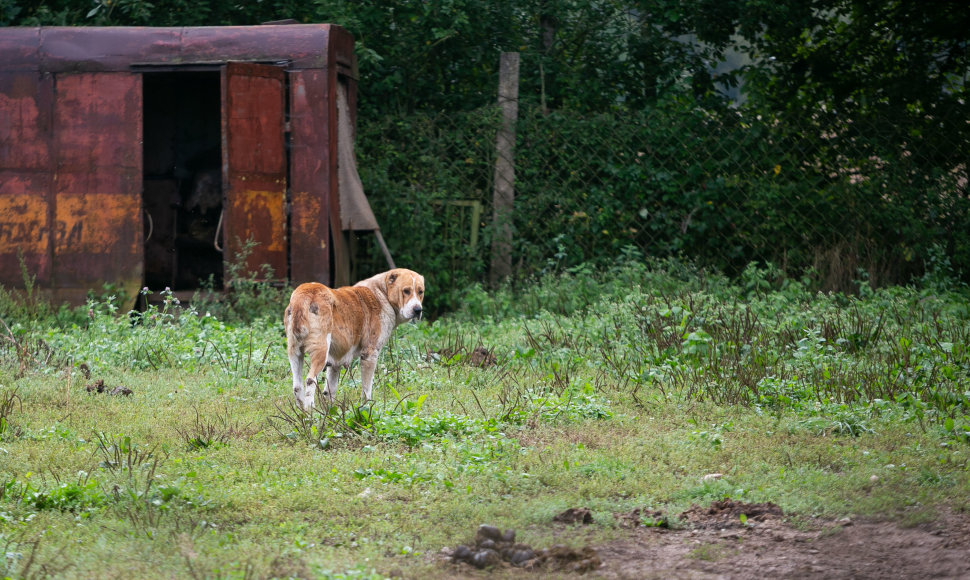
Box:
[354,97,970,313]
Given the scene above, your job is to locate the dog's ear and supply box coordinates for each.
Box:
[387,272,398,286]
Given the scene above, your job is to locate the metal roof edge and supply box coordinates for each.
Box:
[0,24,348,73]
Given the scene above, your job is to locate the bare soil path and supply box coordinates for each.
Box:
[442,501,970,579]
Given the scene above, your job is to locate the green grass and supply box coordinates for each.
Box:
[2,258,970,578]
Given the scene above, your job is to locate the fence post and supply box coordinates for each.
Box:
[490,51,519,286]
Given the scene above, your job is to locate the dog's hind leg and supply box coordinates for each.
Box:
[287,340,310,412]
[360,350,378,401]
[285,304,310,411]
[306,332,333,404]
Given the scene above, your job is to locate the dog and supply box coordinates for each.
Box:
[284,268,425,411]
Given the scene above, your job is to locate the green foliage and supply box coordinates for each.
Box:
[353,109,499,314]
[174,405,253,451]
[731,1,969,125]
[193,238,291,325]
[357,94,969,311]
[2,472,107,514]
[441,257,970,440]
[21,286,281,381]
[513,99,968,286]
[0,251,88,331]
[270,395,498,450]
[26,478,107,512]
[313,0,526,113]
[688,419,732,450]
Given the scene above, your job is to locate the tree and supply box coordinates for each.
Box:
[691,1,970,122]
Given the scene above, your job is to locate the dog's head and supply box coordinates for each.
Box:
[384,269,425,323]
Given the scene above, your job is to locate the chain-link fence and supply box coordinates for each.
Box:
[355,101,970,312]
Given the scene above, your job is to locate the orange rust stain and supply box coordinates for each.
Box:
[290,190,322,237]
[54,193,139,254]
[0,193,48,253]
[236,189,286,252]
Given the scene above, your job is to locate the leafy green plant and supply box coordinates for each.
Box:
[352,467,434,486]
[27,478,107,513]
[826,406,875,437]
[2,471,107,514]
[375,410,490,448]
[266,398,365,448]
[942,416,970,445]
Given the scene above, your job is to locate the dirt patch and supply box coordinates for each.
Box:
[437,503,970,579]
[554,507,594,525]
[679,498,785,528]
[595,502,970,579]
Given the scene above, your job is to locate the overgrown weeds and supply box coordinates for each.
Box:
[0,532,72,579]
[192,237,291,324]
[444,255,970,438]
[175,405,256,450]
[0,385,21,438]
[266,392,492,450]
[0,319,61,378]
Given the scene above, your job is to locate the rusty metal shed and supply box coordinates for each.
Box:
[0,24,370,306]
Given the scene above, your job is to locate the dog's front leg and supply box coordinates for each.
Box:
[301,376,317,412]
[360,351,378,401]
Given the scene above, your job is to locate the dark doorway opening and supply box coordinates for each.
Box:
[142,71,224,291]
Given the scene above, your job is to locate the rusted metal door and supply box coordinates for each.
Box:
[0,72,54,289]
[53,72,143,304]
[221,62,287,281]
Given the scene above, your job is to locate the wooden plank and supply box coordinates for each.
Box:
[490,52,519,286]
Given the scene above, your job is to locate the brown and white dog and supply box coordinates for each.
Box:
[284,269,425,411]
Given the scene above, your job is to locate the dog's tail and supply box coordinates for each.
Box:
[285,303,308,342]
[285,285,335,342]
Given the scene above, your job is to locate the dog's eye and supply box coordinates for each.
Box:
[403,289,411,296]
